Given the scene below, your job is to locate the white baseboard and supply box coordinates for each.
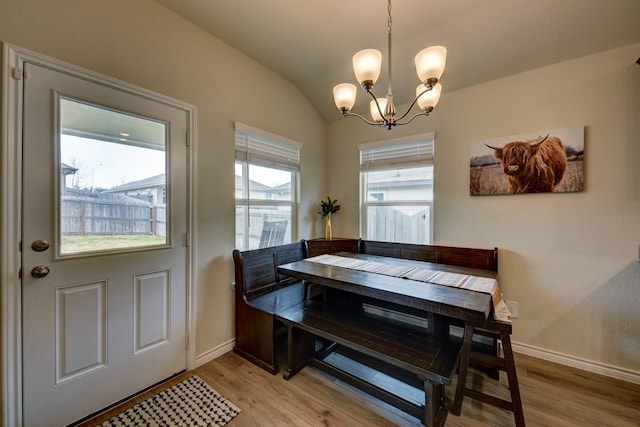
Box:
[513,341,640,385]
[195,339,235,368]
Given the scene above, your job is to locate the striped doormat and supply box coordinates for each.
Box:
[101,375,240,426]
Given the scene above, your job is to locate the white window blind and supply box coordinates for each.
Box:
[359,132,434,171]
[235,122,301,172]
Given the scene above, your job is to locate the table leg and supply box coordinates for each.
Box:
[451,323,474,416]
[429,313,450,339]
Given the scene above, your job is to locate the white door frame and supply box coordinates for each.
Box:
[1,43,197,426]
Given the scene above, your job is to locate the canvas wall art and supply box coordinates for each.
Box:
[469,126,584,196]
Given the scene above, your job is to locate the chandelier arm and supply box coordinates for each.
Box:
[342,111,386,126]
[394,93,426,122]
[394,111,431,126]
[367,89,388,124]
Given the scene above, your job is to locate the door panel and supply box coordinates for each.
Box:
[22,62,189,426]
[133,270,170,353]
[55,281,107,383]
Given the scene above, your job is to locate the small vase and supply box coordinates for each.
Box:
[324,214,333,240]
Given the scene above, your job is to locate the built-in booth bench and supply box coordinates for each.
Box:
[232,242,308,374]
[232,238,359,373]
[233,239,524,426]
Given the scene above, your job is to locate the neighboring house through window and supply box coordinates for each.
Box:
[234,122,301,250]
[106,173,167,237]
[359,132,434,244]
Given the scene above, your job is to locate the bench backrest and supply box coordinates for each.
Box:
[233,242,305,301]
[302,238,360,257]
[358,240,498,272]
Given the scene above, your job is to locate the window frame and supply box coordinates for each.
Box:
[234,122,301,250]
[359,132,435,245]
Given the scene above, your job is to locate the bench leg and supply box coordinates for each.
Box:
[424,381,447,427]
[283,326,314,380]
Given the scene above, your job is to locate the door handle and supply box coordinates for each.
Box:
[31,265,50,278]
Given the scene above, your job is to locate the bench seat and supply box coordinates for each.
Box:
[276,300,461,427]
[248,283,306,314]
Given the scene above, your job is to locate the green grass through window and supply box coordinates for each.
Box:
[62,234,167,254]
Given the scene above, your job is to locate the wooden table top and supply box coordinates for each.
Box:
[278,252,493,323]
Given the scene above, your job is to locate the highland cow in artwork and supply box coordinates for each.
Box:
[486,134,567,193]
[469,126,584,196]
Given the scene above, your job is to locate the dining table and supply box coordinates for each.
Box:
[276,247,524,427]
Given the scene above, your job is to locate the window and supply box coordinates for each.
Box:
[59,97,168,255]
[235,122,301,250]
[359,132,434,244]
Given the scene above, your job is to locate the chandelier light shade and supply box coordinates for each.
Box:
[415,46,447,84]
[416,83,442,111]
[332,0,446,130]
[370,98,387,122]
[333,83,357,111]
[353,49,383,88]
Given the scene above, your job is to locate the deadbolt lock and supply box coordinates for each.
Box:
[31,240,50,252]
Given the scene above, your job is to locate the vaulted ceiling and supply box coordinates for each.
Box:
[153,0,640,123]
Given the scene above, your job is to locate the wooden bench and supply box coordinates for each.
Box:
[232,239,360,374]
[358,239,499,271]
[232,242,307,374]
[276,299,461,427]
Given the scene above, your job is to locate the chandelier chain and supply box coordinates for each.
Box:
[387,0,393,96]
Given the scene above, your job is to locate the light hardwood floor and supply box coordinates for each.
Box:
[80,350,640,426]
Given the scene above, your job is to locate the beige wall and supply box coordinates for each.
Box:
[328,43,640,374]
[0,0,327,357]
[1,0,638,384]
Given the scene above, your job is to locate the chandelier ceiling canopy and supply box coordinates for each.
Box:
[333,0,446,130]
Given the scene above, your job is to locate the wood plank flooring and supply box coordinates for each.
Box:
[79,350,640,426]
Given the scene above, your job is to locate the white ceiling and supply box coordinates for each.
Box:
[153,0,640,124]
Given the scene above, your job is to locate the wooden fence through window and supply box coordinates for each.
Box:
[61,195,166,236]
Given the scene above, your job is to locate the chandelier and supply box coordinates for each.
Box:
[332,0,446,130]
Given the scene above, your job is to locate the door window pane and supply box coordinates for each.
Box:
[58,98,167,255]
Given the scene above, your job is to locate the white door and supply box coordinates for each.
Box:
[22,62,189,426]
